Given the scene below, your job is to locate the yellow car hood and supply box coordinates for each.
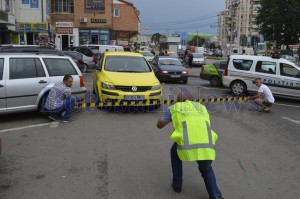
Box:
[102,71,159,86]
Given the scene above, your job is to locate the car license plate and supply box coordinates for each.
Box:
[170,75,181,78]
[124,95,145,100]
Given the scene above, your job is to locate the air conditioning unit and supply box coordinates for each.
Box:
[80,17,88,23]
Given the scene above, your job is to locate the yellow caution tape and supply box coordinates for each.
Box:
[76,96,249,108]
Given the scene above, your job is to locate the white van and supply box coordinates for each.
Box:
[83,44,124,53]
[222,55,300,98]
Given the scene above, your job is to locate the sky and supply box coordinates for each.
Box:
[127,0,226,35]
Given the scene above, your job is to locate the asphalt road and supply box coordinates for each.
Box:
[0,61,299,199]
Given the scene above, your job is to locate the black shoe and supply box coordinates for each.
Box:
[171,184,181,193]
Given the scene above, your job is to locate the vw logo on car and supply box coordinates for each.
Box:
[131,86,138,92]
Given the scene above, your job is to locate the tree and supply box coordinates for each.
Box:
[151,33,161,47]
[256,0,300,47]
[187,36,205,47]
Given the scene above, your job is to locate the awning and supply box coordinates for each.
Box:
[0,19,16,26]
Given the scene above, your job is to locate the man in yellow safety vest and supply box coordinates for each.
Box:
[157,92,223,199]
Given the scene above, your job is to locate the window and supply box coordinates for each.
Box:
[105,56,151,72]
[255,61,276,74]
[0,59,3,80]
[280,63,300,78]
[232,59,253,71]
[113,8,120,17]
[43,58,77,76]
[9,58,45,79]
[52,0,74,13]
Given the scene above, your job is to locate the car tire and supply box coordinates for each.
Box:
[182,80,188,84]
[81,64,88,73]
[209,76,222,87]
[230,81,247,95]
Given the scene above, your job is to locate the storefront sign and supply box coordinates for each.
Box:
[91,19,107,23]
[116,31,129,38]
[18,22,48,33]
[117,40,129,46]
[56,28,73,34]
[30,0,39,8]
[56,22,73,28]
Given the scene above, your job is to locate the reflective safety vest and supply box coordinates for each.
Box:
[169,100,218,161]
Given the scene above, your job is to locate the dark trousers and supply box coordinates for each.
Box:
[44,97,75,120]
[171,142,222,198]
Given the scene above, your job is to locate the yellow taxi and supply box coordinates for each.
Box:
[93,52,162,108]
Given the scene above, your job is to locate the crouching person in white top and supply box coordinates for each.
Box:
[250,78,275,112]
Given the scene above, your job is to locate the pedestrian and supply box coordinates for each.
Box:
[249,77,275,112]
[165,50,170,56]
[156,92,224,199]
[44,75,76,122]
[159,50,165,56]
[151,49,156,56]
[188,52,193,67]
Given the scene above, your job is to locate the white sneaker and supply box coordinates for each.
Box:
[62,119,76,123]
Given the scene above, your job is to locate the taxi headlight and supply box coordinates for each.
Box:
[102,82,116,90]
[151,84,161,90]
[182,71,188,74]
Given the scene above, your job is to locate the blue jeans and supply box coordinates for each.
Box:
[45,97,75,120]
[171,143,222,198]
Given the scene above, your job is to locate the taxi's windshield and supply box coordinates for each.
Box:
[105,56,152,72]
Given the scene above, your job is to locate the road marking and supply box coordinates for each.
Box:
[50,121,60,128]
[0,122,53,134]
[282,117,300,125]
[275,103,300,108]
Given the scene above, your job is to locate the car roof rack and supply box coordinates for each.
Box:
[0,46,65,56]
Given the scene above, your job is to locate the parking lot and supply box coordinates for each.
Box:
[0,59,300,199]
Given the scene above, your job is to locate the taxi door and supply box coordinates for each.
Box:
[0,58,6,110]
[278,63,300,98]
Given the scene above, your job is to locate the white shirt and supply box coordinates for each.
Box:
[258,84,275,103]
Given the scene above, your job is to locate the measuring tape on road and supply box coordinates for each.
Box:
[76,96,250,108]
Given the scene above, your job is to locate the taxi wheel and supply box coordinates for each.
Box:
[230,81,247,95]
[210,76,222,87]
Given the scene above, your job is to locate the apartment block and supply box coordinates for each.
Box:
[0,0,17,45]
[218,0,263,52]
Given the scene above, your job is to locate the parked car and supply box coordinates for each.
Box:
[200,60,228,87]
[0,49,87,114]
[139,51,155,62]
[192,53,206,66]
[63,51,87,73]
[93,52,162,109]
[65,46,99,69]
[151,56,188,83]
[222,54,300,98]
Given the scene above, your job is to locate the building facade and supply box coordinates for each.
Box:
[0,0,17,45]
[15,0,50,45]
[218,0,263,54]
[50,0,139,51]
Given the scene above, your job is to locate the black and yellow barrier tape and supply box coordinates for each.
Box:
[76,96,249,108]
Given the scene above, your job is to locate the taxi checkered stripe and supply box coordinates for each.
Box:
[77,96,249,108]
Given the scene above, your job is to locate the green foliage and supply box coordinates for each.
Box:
[256,0,300,47]
[187,36,205,47]
[151,33,162,46]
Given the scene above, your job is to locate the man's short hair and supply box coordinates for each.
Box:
[255,77,262,81]
[63,75,73,82]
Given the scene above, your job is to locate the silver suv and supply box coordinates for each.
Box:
[0,53,87,114]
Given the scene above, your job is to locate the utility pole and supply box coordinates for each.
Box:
[197,30,198,46]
